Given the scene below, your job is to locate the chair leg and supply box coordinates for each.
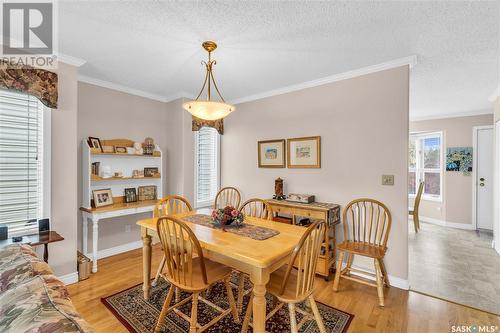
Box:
[153,255,166,286]
[378,258,390,287]
[154,285,175,332]
[237,272,245,314]
[189,292,199,333]
[413,213,418,233]
[175,288,181,303]
[346,253,354,275]
[288,303,298,333]
[241,294,253,333]
[374,259,385,307]
[224,277,240,323]
[308,296,326,333]
[332,251,345,291]
[415,212,421,230]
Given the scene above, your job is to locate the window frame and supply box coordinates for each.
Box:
[409,131,443,202]
[193,127,221,209]
[0,90,51,236]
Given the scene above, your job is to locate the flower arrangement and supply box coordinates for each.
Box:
[211,206,244,230]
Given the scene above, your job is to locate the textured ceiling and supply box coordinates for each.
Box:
[59,1,499,119]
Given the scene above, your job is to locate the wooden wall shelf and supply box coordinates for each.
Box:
[91,174,161,181]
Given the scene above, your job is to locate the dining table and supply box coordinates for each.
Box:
[136,210,307,333]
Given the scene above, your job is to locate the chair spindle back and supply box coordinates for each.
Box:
[154,195,193,218]
[279,221,326,299]
[342,198,392,248]
[156,216,207,288]
[214,187,241,209]
[239,198,273,220]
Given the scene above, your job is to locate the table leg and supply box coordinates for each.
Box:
[142,227,152,299]
[43,244,48,263]
[92,217,99,273]
[250,270,270,333]
[82,214,88,255]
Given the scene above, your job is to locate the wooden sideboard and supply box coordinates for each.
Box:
[267,199,340,280]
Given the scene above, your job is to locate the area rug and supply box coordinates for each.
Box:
[101,275,353,333]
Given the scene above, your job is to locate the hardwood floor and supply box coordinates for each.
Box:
[67,245,500,333]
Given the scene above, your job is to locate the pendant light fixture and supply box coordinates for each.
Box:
[182,41,235,121]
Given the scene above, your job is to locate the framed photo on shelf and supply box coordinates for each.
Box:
[88,137,103,152]
[144,167,159,177]
[138,185,157,201]
[114,146,127,154]
[287,136,321,168]
[258,139,286,168]
[124,188,137,203]
[92,188,113,207]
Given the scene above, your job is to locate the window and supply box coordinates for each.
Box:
[194,127,220,208]
[0,89,50,236]
[409,132,442,201]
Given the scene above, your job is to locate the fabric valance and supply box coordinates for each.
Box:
[192,116,224,135]
[0,60,58,108]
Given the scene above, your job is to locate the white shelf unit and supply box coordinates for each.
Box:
[81,139,163,272]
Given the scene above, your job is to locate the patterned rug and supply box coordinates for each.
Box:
[101,275,353,333]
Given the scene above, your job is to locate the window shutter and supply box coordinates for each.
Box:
[0,89,43,235]
[195,127,219,207]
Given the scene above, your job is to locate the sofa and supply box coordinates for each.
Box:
[0,244,95,333]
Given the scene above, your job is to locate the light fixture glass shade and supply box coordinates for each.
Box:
[182,100,235,121]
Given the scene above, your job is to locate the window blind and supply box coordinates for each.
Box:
[195,127,219,207]
[0,89,43,235]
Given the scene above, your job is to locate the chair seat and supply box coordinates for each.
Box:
[337,241,386,259]
[267,266,311,303]
[165,257,232,291]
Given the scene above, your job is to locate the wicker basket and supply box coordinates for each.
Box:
[77,252,92,281]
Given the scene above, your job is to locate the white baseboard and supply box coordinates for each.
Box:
[58,272,79,285]
[349,264,409,290]
[85,240,143,260]
[419,216,476,230]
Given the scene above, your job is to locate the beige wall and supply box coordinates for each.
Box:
[77,82,169,252]
[410,114,493,225]
[495,98,500,121]
[222,66,409,280]
[50,62,79,276]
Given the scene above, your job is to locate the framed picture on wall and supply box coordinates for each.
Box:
[287,136,321,168]
[258,139,286,168]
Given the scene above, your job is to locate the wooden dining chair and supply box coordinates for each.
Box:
[409,181,424,233]
[214,187,241,209]
[234,198,274,313]
[154,216,239,333]
[153,195,193,286]
[332,198,392,306]
[242,221,327,333]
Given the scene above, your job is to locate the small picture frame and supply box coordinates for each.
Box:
[114,146,127,154]
[138,185,157,201]
[124,188,137,203]
[92,188,113,207]
[88,137,103,152]
[258,139,286,168]
[144,167,159,177]
[287,136,321,168]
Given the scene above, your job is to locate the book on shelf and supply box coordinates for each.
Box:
[91,162,100,176]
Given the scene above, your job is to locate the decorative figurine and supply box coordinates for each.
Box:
[143,137,154,155]
[273,177,286,200]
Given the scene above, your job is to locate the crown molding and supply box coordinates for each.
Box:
[78,75,170,102]
[56,53,86,67]
[230,55,418,105]
[489,84,500,102]
[410,109,493,122]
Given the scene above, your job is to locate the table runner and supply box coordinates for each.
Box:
[181,214,280,240]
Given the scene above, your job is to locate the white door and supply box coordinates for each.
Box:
[476,127,494,230]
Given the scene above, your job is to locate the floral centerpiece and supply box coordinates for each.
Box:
[211,206,244,230]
